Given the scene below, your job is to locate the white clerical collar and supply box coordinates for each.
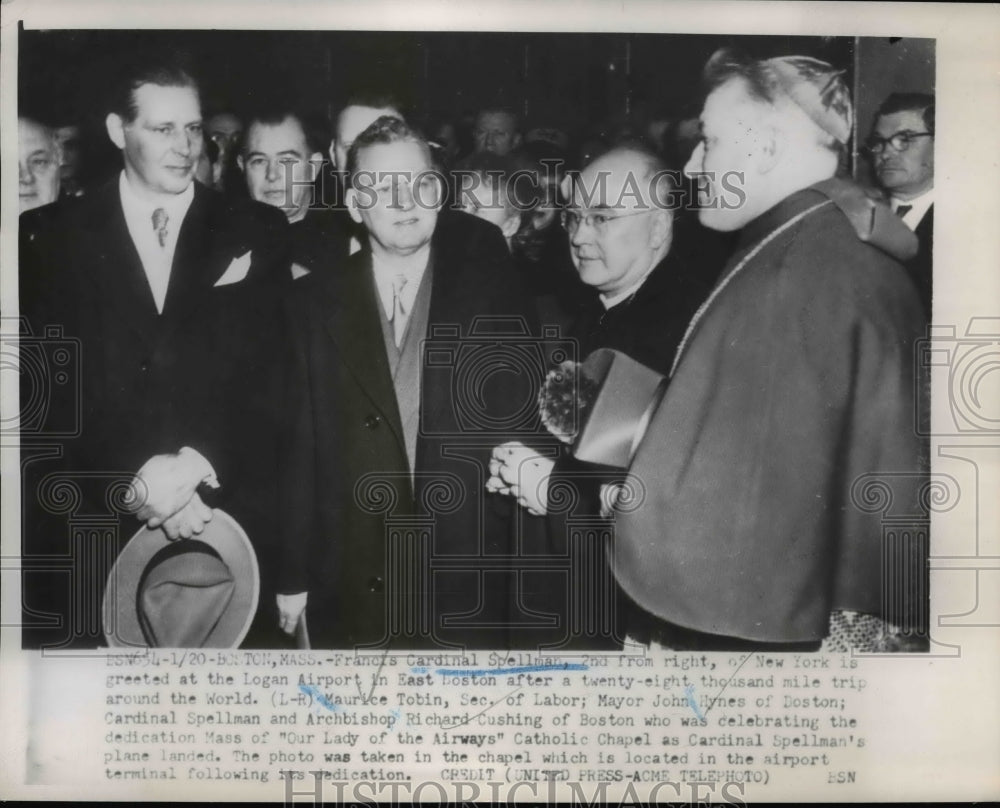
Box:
[599,258,658,310]
[891,187,934,230]
[118,171,195,222]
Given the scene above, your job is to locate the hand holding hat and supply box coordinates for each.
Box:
[129,447,219,532]
[160,492,213,540]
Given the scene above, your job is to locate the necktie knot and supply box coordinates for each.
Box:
[152,208,169,247]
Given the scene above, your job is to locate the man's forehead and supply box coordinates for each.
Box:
[133,83,201,119]
[247,118,308,151]
[19,119,55,148]
[477,111,515,129]
[208,113,242,134]
[874,109,928,135]
[338,105,400,142]
[354,139,431,172]
[573,153,650,206]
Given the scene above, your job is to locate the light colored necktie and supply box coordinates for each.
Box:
[152,208,169,248]
[389,273,409,347]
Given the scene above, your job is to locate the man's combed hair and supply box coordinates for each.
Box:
[876,92,935,135]
[336,87,407,129]
[244,106,330,156]
[346,116,431,186]
[108,50,200,122]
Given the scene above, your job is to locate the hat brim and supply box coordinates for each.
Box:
[102,509,259,648]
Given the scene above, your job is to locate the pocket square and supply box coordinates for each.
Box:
[214,251,252,287]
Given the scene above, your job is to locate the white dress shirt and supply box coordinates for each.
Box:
[891,187,934,231]
[118,172,195,314]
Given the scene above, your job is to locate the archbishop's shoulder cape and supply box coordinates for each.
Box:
[611,179,927,643]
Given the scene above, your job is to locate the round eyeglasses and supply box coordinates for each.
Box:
[560,208,653,234]
[864,131,933,156]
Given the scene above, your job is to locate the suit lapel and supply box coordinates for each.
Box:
[321,254,407,454]
[162,185,218,319]
[85,183,160,343]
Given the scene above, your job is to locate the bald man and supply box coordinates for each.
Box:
[19,117,62,213]
[488,145,717,649]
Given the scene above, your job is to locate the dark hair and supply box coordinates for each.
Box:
[107,51,199,123]
[875,92,935,135]
[345,115,431,185]
[244,107,329,156]
[336,89,405,133]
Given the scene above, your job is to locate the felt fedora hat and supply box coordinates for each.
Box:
[102,509,259,648]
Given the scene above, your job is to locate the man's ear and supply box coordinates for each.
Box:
[344,186,364,225]
[512,133,523,150]
[649,209,673,251]
[236,154,245,172]
[757,123,784,175]
[105,113,126,150]
[328,140,339,170]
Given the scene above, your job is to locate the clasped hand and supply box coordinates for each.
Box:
[486,441,555,516]
[128,449,216,539]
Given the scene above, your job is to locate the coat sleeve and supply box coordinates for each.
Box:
[275,290,318,596]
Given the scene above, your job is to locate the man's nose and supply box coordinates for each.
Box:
[393,180,416,209]
[19,161,34,185]
[683,141,704,178]
[172,130,194,157]
[266,159,281,182]
[569,216,594,247]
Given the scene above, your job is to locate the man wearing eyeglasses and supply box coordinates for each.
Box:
[487,145,718,648]
[868,92,935,317]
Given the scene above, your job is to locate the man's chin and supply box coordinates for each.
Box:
[697,207,744,233]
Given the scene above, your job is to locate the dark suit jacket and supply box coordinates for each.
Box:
[19,180,290,648]
[288,207,351,276]
[909,204,933,319]
[525,231,723,650]
[279,210,541,649]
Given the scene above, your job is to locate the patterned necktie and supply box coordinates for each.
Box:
[390,273,409,347]
[152,208,169,248]
[895,204,913,219]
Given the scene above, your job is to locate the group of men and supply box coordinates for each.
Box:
[19,48,932,652]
